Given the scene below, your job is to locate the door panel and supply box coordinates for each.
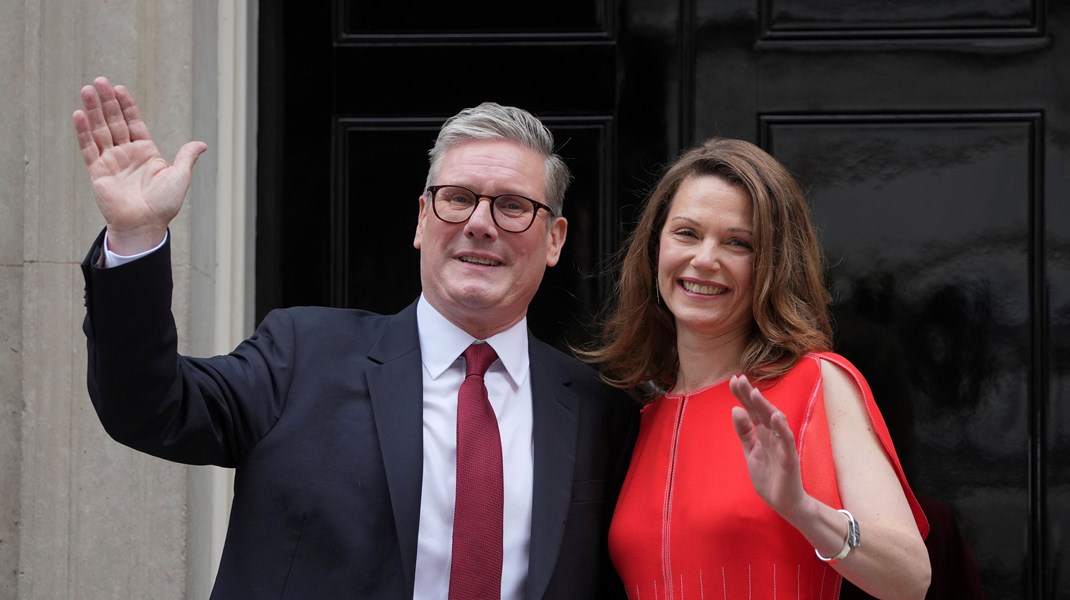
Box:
[765,115,1039,598]
[762,0,1038,35]
[339,0,609,36]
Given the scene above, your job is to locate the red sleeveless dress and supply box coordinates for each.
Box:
[608,352,928,600]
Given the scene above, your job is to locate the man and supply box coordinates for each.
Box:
[73,77,635,598]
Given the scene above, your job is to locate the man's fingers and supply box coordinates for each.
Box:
[72,110,101,166]
[80,84,114,153]
[114,85,151,141]
[95,77,131,146]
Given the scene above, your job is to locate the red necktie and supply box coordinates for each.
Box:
[449,343,503,599]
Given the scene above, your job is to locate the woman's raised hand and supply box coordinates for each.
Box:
[729,374,809,519]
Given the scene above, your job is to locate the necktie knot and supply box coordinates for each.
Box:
[463,343,498,378]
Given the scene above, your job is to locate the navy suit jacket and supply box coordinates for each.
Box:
[81,231,637,599]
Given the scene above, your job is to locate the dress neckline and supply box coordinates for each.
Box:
[663,374,734,399]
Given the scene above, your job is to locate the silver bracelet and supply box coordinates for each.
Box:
[815,509,861,565]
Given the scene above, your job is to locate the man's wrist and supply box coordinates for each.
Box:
[104,224,168,256]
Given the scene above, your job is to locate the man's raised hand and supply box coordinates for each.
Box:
[72,77,206,255]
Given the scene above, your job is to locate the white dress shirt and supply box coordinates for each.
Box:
[413,296,534,600]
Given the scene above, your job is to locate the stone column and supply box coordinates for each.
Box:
[1,0,27,595]
[6,0,255,597]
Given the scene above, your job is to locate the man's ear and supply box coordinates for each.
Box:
[544,216,568,267]
[414,195,428,249]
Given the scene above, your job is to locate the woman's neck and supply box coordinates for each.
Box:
[673,326,750,395]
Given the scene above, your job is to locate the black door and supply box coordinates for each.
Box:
[256,1,627,349]
[256,1,1070,598]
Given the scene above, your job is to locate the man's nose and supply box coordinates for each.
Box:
[464,198,499,238]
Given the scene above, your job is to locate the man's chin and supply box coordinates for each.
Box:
[452,291,501,311]
[450,289,528,318]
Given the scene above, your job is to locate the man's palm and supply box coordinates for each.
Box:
[88,139,189,229]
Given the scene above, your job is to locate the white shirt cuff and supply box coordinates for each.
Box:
[102,230,168,268]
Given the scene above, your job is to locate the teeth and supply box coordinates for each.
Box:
[682,281,726,295]
[460,256,501,266]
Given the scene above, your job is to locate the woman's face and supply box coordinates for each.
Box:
[657,174,755,342]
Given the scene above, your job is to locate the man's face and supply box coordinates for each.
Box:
[414,139,567,339]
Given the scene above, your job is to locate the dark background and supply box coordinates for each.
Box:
[255,1,1070,598]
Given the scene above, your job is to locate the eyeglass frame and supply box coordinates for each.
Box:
[426,184,557,233]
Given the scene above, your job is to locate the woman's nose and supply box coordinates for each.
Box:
[690,241,721,270]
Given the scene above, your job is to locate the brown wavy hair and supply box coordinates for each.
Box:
[579,138,832,394]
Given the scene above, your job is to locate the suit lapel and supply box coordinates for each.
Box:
[366,302,424,594]
[525,339,580,600]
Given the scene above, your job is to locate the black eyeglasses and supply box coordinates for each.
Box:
[427,185,556,233]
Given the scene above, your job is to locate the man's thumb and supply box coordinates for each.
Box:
[173,141,208,175]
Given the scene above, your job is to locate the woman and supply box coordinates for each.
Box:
[583,139,930,599]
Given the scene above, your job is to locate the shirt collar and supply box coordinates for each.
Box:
[416,295,529,388]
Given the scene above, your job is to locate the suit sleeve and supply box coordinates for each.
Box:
[82,228,293,467]
[599,386,640,599]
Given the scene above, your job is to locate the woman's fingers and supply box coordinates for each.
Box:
[769,410,796,447]
[731,405,756,443]
[731,374,797,451]
[730,375,778,426]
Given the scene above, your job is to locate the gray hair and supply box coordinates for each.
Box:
[425,102,572,215]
